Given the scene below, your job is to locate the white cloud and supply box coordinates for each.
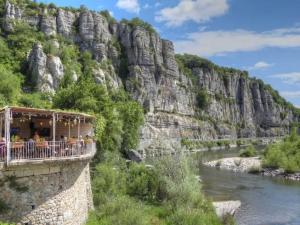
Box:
[143,3,150,9]
[249,61,273,70]
[174,26,300,56]
[116,0,140,13]
[271,72,300,84]
[155,0,229,27]
[280,91,300,99]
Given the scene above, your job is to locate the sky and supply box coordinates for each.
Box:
[39,0,300,108]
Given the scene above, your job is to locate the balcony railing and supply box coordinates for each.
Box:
[0,140,96,163]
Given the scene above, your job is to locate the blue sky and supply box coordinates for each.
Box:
[40,0,300,107]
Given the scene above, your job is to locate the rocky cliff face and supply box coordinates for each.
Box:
[27,43,64,93]
[2,1,299,151]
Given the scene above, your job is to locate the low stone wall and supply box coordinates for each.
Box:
[0,160,93,225]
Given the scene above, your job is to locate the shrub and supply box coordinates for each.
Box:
[86,196,150,225]
[196,89,210,109]
[0,65,22,105]
[166,207,221,225]
[126,163,160,202]
[263,127,300,173]
[100,10,116,24]
[120,17,156,34]
[89,153,223,225]
[18,93,51,109]
[239,145,256,157]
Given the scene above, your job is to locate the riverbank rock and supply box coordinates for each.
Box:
[204,157,261,173]
[262,168,300,181]
[127,150,143,163]
[213,200,241,218]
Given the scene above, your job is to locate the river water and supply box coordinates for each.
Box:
[197,148,300,225]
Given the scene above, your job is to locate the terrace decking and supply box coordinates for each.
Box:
[0,106,96,166]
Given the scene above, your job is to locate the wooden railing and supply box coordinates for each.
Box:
[0,141,96,163]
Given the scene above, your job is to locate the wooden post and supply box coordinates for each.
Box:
[5,107,11,164]
[0,114,2,138]
[77,117,80,140]
[68,118,71,139]
[52,113,56,142]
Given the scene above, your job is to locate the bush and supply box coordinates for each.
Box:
[18,93,51,109]
[120,18,156,34]
[126,163,160,202]
[239,145,256,157]
[0,65,22,105]
[196,89,210,109]
[89,153,223,225]
[100,10,116,24]
[263,127,300,173]
[86,196,150,225]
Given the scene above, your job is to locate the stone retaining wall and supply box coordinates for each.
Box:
[0,160,93,225]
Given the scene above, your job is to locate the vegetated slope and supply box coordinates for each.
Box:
[0,0,299,153]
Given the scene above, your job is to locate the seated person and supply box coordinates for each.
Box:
[33,131,40,142]
[84,135,93,144]
[68,137,77,145]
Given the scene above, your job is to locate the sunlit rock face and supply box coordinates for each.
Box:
[3,1,299,152]
[27,43,64,93]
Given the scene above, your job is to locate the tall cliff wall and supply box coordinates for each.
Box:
[2,0,299,151]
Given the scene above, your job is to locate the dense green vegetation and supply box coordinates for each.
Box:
[120,17,156,34]
[196,89,211,110]
[87,154,226,225]
[239,145,257,157]
[263,128,300,173]
[175,54,249,83]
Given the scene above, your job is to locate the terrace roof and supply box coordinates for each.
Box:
[0,106,95,120]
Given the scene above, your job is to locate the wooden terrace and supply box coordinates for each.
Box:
[0,106,96,165]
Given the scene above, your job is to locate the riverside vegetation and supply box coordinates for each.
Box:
[263,128,300,173]
[87,154,227,225]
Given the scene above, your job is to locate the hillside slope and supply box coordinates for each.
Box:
[1,0,299,152]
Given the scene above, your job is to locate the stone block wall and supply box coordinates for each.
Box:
[0,160,93,225]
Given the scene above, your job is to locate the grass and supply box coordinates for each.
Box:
[87,153,228,225]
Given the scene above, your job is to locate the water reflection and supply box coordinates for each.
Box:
[197,148,300,225]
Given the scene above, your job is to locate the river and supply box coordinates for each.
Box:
[197,147,300,225]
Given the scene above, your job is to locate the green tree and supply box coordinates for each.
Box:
[0,65,22,105]
[18,92,51,109]
[117,101,144,154]
[7,22,45,72]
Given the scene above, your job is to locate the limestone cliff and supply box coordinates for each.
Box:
[2,0,299,151]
